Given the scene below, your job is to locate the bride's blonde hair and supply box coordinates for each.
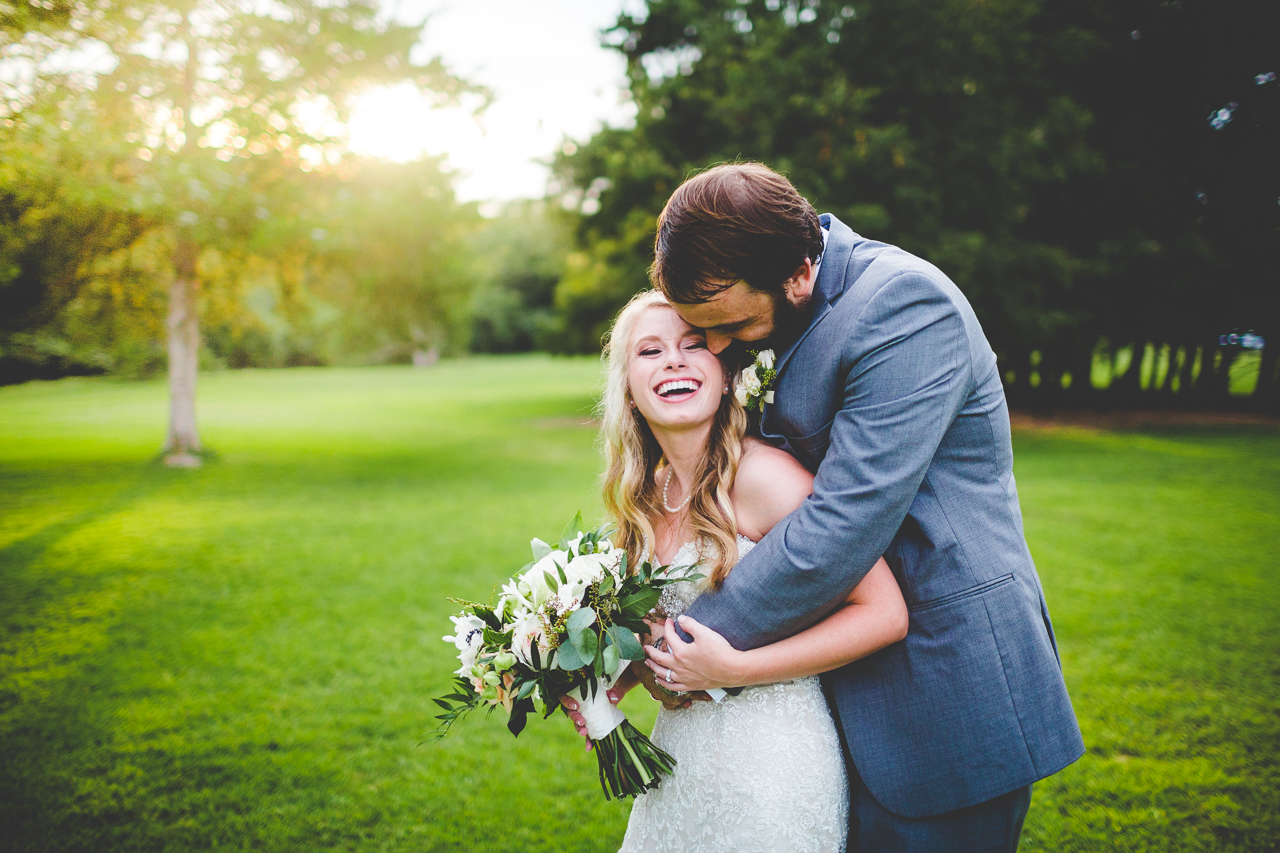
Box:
[598,290,748,588]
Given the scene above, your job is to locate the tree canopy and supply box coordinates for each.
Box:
[552,0,1279,407]
[0,0,483,449]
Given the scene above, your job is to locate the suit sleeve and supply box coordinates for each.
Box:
[681,272,973,649]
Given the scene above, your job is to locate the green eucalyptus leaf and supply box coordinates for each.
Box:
[573,627,598,661]
[566,606,596,634]
[602,643,620,676]
[531,538,552,561]
[556,640,586,671]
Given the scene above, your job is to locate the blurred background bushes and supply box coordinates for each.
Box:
[2,0,1276,409]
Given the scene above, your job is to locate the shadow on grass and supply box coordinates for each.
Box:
[0,464,370,852]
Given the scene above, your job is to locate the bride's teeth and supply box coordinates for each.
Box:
[658,379,699,397]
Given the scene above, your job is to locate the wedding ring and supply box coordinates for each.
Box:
[665,667,674,683]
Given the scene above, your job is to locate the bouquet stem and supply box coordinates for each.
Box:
[573,675,677,799]
[593,718,677,800]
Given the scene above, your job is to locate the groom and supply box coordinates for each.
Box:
[647,163,1084,851]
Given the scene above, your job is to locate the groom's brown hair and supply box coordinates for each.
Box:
[651,163,824,305]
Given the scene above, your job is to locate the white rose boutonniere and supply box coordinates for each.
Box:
[735,349,777,411]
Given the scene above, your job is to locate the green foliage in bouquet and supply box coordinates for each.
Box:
[434,513,697,799]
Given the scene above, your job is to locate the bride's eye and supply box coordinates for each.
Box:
[639,347,661,357]
[686,339,707,350]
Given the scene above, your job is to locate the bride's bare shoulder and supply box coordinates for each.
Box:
[732,439,814,540]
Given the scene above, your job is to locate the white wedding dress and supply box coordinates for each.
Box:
[619,536,849,853]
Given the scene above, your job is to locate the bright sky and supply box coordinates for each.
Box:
[348,0,639,208]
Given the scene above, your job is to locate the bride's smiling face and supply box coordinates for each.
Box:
[627,307,727,433]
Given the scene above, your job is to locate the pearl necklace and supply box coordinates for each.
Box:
[662,468,693,514]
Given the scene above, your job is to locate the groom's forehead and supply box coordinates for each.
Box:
[672,285,766,328]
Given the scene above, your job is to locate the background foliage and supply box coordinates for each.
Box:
[2,0,1276,405]
[551,0,1279,408]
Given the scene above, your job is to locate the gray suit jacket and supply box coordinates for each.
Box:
[683,214,1085,818]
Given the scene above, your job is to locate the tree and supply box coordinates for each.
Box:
[554,0,1279,409]
[467,201,570,354]
[309,157,481,360]
[554,0,1105,366]
[2,0,476,460]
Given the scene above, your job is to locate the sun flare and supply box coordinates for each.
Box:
[347,82,483,164]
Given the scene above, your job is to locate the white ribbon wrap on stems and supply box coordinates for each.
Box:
[573,654,632,740]
[574,680,627,739]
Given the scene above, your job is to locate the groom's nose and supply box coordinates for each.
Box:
[706,330,732,354]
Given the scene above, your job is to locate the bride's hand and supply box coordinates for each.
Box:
[559,663,645,752]
[644,616,744,692]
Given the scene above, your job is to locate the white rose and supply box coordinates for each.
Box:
[548,553,612,609]
[521,550,570,608]
[563,553,607,592]
[735,384,751,407]
[739,367,761,396]
[757,349,775,370]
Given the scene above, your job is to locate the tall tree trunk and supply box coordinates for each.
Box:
[163,15,202,466]
[165,235,201,461]
[1253,335,1278,412]
[1171,342,1195,400]
[1109,341,1143,405]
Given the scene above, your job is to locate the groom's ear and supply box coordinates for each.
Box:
[783,259,816,304]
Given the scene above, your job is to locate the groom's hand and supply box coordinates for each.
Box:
[633,658,705,709]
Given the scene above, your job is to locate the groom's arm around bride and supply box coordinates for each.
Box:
[656,164,1085,851]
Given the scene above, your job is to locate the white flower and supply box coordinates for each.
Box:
[443,614,486,677]
[510,609,549,667]
[735,384,751,407]
[497,578,531,620]
[521,550,571,608]
[757,349,775,370]
[739,366,762,396]
[539,552,604,611]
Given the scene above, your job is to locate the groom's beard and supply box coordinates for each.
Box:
[767,288,817,352]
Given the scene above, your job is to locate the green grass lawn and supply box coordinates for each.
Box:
[1,357,1276,852]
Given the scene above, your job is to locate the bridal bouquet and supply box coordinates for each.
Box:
[434,513,693,800]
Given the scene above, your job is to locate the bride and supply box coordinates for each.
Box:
[563,290,909,853]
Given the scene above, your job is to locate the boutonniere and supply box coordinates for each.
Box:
[735,349,777,412]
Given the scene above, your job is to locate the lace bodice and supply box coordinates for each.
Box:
[653,535,756,620]
[619,535,848,853]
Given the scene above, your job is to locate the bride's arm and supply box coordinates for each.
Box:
[645,558,906,690]
[643,440,908,691]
